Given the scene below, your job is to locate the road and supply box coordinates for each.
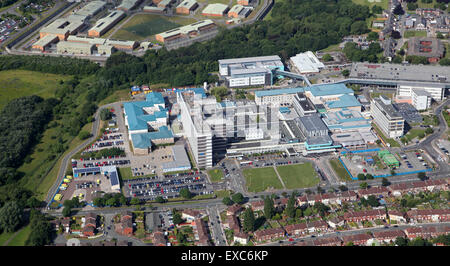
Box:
[44,101,124,207]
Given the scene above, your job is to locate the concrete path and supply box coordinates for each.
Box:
[272,165,287,189]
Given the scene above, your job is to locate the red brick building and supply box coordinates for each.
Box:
[253,228,285,242]
[344,209,386,223]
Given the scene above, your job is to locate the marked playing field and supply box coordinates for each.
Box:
[111,14,197,41]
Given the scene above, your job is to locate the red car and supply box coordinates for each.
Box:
[363,169,367,173]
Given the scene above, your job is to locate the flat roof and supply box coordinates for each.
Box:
[307,83,354,97]
[177,0,198,9]
[298,113,328,132]
[57,41,94,49]
[40,17,85,35]
[202,3,229,15]
[255,87,304,97]
[326,94,361,109]
[75,1,106,17]
[89,10,125,33]
[373,97,403,120]
[350,62,450,84]
[290,51,325,73]
[118,0,141,10]
[157,19,215,39]
[131,126,174,149]
[33,34,58,47]
[162,145,191,170]
[228,4,244,14]
[219,55,282,65]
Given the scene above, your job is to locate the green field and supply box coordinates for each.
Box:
[404,30,428,38]
[0,70,71,111]
[243,167,283,193]
[112,14,196,41]
[276,163,320,189]
[6,226,31,246]
[329,158,353,181]
[405,128,426,142]
[208,169,224,183]
[351,0,389,9]
[0,231,15,246]
[118,167,133,180]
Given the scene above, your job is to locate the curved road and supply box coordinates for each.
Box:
[44,101,123,207]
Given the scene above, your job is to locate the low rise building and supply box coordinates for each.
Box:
[88,11,126,37]
[117,0,142,11]
[407,209,450,223]
[253,228,285,242]
[289,51,325,74]
[202,3,229,17]
[372,230,405,244]
[176,0,198,14]
[341,233,372,246]
[156,20,216,43]
[57,41,94,55]
[32,34,59,51]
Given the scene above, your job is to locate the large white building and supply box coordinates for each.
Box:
[411,88,432,111]
[290,51,325,74]
[218,56,285,88]
[370,96,405,139]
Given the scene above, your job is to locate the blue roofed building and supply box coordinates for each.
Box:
[322,109,371,132]
[324,94,362,112]
[130,126,174,155]
[123,92,174,154]
[305,83,354,103]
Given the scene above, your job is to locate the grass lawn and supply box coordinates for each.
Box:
[329,158,353,181]
[445,43,450,59]
[0,231,15,246]
[319,43,342,53]
[207,169,224,183]
[243,167,283,193]
[404,30,428,38]
[99,89,131,105]
[370,92,393,99]
[0,70,71,111]
[214,190,232,198]
[6,225,31,246]
[118,167,133,180]
[112,14,196,41]
[352,0,389,9]
[405,128,426,142]
[276,163,320,189]
[417,0,437,8]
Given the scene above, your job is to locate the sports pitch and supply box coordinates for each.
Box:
[111,14,197,41]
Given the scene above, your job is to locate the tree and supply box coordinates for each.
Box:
[179,188,192,199]
[391,30,402,39]
[26,210,53,246]
[26,197,42,209]
[425,127,433,134]
[341,69,350,77]
[381,177,390,187]
[400,137,408,145]
[417,172,427,181]
[393,4,405,15]
[155,196,165,203]
[371,5,383,14]
[106,197,117,207]
[366,174,374,180]
[100,108,112,121]
[211,87,228,102]
[350,21,369,35]
[338,185,348,191]
[242,208,255,232]
[395,236,409,246]
[317,185,324,194]
[62,206,71,217]
[264,196,275,220]
[231,193,245,204]
[222,197,234,206]
[367,195,380,207]
[303,207,313,217]
[409,237,432,246]
[173,212,184,225]
[436,32,444,39]
[0,201,23,233]
[285,193,296,218]
[93,197,105,207]
[357,173,367,180]
[407,2,418,10]
[360,182,369,189]
[367,31,379,42]
[322,54,333,62]
[295,208,303,218]
[314,202,330,217]
[130,197,141,205]
[440,58,450,66]
[78,131,91,140]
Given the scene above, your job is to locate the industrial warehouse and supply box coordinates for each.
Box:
[155,20,216,43]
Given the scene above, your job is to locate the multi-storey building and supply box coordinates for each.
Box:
[370,96,404,138]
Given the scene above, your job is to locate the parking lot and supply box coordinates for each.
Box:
[58,173,117,204]
[340,149,430,178]
[123,172,213,201]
